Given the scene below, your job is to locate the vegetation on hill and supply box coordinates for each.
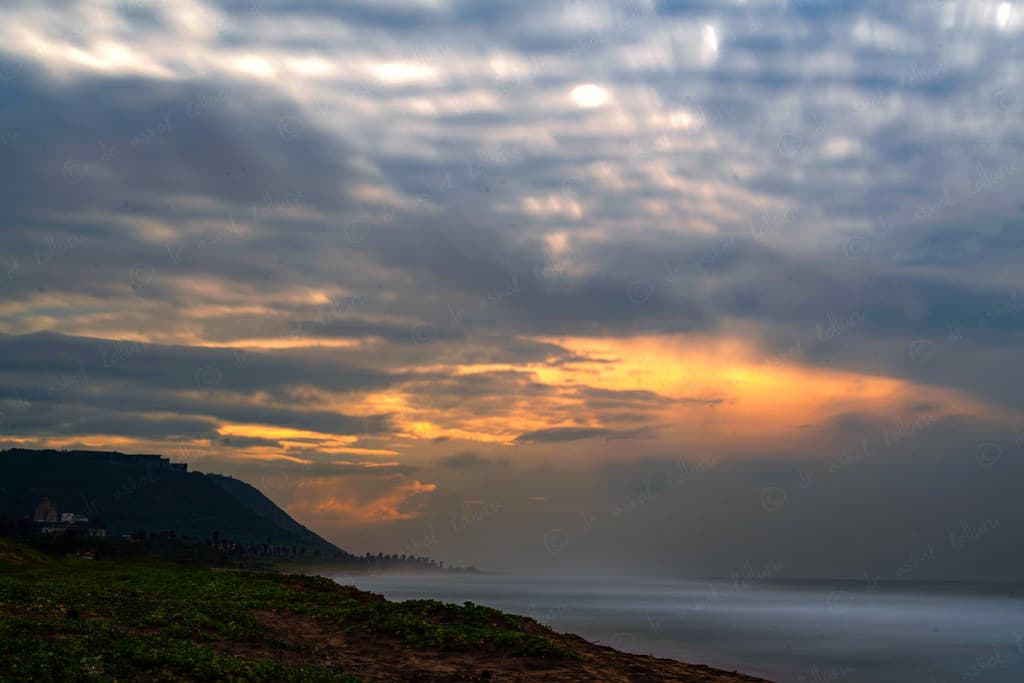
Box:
[0,537,48,567]
[0,541,563,682]
[0,543,359,681]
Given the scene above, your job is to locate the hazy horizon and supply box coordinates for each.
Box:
[1,0,1022,583]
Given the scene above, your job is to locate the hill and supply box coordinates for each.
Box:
[0,539,772,682]
[206,473,333,552]
[0,449,342,556]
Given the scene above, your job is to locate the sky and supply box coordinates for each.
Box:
[0,0,1022,580]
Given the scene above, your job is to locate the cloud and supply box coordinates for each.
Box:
[287,474,437,526]
[217,435,283,449]
[0,332,395,442]
[0,0,1023,578]
[514,426,613,443]
[440,452,503,469]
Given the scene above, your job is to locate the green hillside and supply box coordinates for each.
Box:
[0,449,342,555]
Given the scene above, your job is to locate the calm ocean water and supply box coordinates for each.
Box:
[335,573,1024,683]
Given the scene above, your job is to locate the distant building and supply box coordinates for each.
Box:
[71,450,187,472]
[33,497,58,523]
[3,448,187,472]
[40,522,107,538]
[33,498,106,537]
[60,513,90,524]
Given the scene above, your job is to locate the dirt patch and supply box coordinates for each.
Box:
[237,608,771,682]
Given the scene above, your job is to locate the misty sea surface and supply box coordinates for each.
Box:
[337,573,1024,683]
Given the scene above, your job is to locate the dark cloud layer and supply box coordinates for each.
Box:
[0,0,1022,579]
[515,427,614,443]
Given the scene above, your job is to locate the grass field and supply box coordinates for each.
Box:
[0,538,771,682]
[0,538,571,682]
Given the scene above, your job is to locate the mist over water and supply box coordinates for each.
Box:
[339,573,1024,683]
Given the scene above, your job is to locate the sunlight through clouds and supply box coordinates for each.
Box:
[570,83,611,108]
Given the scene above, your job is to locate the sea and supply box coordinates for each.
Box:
[333,573,1024,683]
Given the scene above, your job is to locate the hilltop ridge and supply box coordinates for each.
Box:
[0,448,342,556]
